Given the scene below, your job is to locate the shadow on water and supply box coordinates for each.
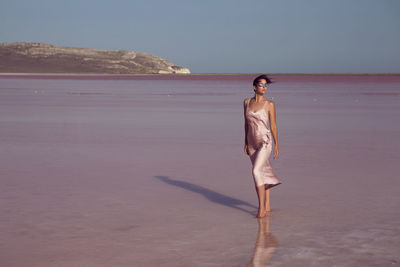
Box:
[247,215,279,266]
[154,175,257,216]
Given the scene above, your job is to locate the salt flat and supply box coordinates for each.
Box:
[0,74,399,266]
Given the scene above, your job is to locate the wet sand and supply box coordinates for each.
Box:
[0,74,399,266]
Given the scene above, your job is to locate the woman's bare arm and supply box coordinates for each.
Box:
[243,99,249,154]
[268,101,279,158]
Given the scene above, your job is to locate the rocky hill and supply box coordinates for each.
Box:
[0,42,190,74]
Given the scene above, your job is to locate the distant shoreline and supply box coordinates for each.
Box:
[1,72,399,76]
[193,73,400,76]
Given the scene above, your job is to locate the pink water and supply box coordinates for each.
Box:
[0,74,399,266]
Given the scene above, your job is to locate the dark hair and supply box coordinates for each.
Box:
[253,74,273,86]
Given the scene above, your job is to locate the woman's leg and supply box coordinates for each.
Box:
[256,185,266,218]
[265,186,271,212]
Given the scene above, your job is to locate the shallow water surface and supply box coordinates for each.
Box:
[0,74,399,266]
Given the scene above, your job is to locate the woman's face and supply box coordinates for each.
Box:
[253,79,268,95]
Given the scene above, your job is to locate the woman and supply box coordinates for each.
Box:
[244,74,281,218]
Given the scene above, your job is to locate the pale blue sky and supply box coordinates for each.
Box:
[1,0,399,73]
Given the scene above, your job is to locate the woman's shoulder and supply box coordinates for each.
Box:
[263,99,276,112]
[243,98,251,105]
[264,99,275,107]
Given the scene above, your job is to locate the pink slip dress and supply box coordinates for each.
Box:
[245,99,281,188]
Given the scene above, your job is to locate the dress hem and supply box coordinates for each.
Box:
[258,182,282,189]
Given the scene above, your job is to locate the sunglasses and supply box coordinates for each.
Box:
[257,83,268,87]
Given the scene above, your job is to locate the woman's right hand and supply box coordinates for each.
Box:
[244,144,249,155]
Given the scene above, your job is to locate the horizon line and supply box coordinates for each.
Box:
[1,72,400,76]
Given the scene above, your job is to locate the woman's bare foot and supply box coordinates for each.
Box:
[266,205,271,212]
[256,210,267,218]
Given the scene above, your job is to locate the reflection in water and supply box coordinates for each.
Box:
[247,215,278,267]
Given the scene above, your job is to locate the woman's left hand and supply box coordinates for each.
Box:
[273,145,279,159]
